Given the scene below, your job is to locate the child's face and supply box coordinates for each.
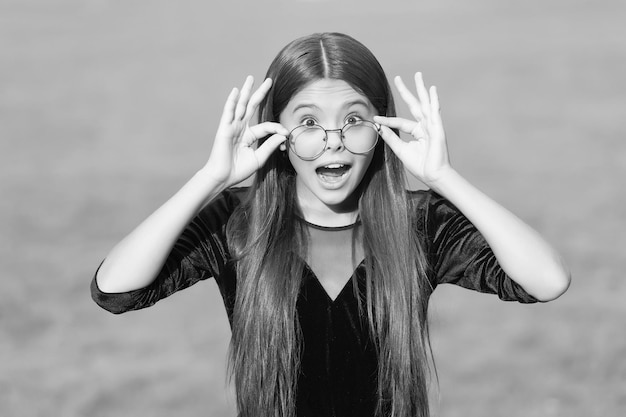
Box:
[279,78,378,215]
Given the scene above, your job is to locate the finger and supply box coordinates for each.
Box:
[220,87,239,125]
[374,115,422,138]
[246,122,290,145]
[245,78,273,119]
[414,72,430,113]
[254,133,287,164]
[393,76,424,120]
[234,76,254,120]
[376,124,407,155]
[429,85,442,122]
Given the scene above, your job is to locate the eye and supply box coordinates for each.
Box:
[345,115,363,125]
[301,117,317,127]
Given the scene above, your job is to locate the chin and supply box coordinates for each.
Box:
[318,192,355,208]
[308,181,362,210]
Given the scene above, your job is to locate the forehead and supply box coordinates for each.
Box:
[282,78,374,115]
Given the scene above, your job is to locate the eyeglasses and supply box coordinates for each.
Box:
[287,120,380,161]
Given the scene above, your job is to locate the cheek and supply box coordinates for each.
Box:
[356,151,376,174]
[287,151,306,175]
[352,150,379,185]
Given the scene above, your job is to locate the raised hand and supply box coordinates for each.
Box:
[204,76,289,187]
[373,72,452,189]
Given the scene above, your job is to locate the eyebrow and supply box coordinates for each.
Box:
[292,103,320,113]
[291,99,372,114]
[344,99,371,110]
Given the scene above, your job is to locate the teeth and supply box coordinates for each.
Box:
[325,164,344,169]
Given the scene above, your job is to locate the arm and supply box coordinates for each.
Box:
[428,169,570,301]
[95,170,224,293]
[96,76,288,294]
[375,73,570,302]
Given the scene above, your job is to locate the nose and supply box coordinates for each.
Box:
[325,128,345,152]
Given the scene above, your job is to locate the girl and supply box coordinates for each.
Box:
[92,32,570,417]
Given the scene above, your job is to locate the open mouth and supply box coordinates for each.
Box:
[315,163,351,183]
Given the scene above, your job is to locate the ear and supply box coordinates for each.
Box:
[279,143,287,152]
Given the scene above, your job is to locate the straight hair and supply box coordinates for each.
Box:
[227,32,433,417]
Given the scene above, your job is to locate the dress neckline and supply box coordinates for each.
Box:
[297,216,361,231]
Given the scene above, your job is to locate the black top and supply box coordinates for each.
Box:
[91,188,537,417]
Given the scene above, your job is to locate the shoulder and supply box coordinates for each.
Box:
[199,186,250,216]
[407,188,469,252]
[217,186,250,209]
[191,186,251,232]
[407,188,457,223]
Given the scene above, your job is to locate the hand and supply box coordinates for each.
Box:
[204,76,289,187]
[374,72,452,189]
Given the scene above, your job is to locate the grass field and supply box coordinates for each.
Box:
[1,0,625,416]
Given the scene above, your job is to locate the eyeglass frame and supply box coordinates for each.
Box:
[286,120,381,161]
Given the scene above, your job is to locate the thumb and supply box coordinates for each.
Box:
[376,124,406,156]
[254,134,287,166]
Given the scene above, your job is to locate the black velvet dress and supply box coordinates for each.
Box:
[91,187,537,417]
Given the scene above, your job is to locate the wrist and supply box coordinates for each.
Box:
[187,168,229,206]
[424,166,460,196]
[195,166,229,189]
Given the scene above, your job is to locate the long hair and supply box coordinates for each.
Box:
[226,32,433,417]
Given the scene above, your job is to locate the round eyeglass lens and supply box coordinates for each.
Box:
[342,121,379,154]
[289,125,327,159]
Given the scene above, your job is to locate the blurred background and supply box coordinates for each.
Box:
[1,0,624,416]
